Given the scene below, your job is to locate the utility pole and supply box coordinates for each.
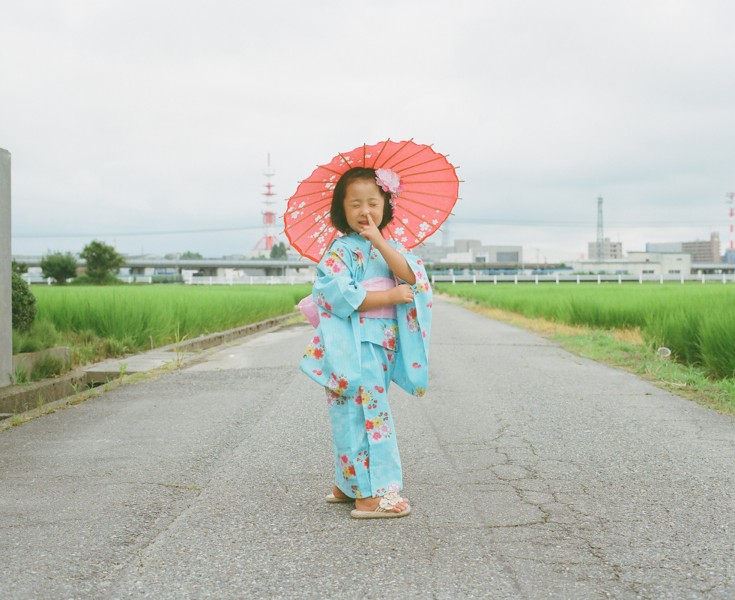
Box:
[596,196,604,261]
[727,193,735,263]
[0,149,11,387]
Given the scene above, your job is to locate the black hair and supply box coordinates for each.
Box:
[330,167,394,234]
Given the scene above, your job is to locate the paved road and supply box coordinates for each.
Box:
[1,300,733,599]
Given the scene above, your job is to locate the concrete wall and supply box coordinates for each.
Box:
[0,149,11,387]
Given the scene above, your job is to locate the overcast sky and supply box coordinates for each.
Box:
[2,0,734,261]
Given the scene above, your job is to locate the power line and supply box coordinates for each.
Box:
[450,218,722,227]
[13,218,723,239]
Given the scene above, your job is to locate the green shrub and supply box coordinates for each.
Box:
[12,260,28,274]
[11,272,36,332]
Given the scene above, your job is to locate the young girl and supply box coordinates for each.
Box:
[300,166,432,519]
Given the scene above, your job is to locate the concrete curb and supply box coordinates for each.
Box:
[0,312,300,419]
[12,346,72,375]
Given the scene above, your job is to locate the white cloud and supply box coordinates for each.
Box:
[2,0,734,260]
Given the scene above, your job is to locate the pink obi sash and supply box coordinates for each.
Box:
[359,277,397,319]
[297,277,396,328]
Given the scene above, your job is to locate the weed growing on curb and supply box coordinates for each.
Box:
[10,366,29,385]
[172,323,189,368]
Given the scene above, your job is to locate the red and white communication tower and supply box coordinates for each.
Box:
[727,192,735,263]
[253,154,279,252]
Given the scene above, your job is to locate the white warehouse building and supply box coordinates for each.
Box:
[572,252,691,276]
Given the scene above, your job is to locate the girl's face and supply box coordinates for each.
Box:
[343,178,386,233]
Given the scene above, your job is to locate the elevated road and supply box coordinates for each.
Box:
[12,255,313,270]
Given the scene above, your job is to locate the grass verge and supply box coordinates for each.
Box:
[440,294,735,416]
[12,284,311,381]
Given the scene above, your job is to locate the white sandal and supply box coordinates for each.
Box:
[350,491,411,519]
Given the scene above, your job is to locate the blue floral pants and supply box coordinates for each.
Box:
[325,342,402,499]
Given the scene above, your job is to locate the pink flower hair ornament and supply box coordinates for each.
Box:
[375,168,403,199]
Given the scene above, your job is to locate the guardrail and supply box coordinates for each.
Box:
[21,275,173,285]
[432,273,735,285]
[186,275,315,285]
[21,272,735,286]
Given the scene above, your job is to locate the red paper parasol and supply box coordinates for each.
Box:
[283,139,460,262]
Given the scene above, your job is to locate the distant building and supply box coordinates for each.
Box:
[587,238,623,260]
[418,239,523,264]
[646,241,682,253]
[572,252,691,276]
[647,232,720,263]
[683,232,720,263]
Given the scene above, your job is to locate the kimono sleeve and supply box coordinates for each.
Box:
[300,237,364,398]
[391,242,433,397]
[311,239,367,319]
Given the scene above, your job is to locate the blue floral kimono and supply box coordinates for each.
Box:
[301,233,432,499]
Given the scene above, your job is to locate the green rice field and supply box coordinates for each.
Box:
[438,283,735,380]
[15,284,311,365]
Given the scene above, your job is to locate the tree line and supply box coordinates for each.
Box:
[15,240,291,286]
[14,240,127,285]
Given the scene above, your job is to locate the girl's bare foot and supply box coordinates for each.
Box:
[331,485,351,501]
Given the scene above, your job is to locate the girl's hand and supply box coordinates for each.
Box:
[358,284,414,312]
[359,213,384,246]
[391,284,414,305]
[360,212,417,285]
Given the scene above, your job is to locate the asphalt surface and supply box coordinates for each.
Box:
[0,299,733,599]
